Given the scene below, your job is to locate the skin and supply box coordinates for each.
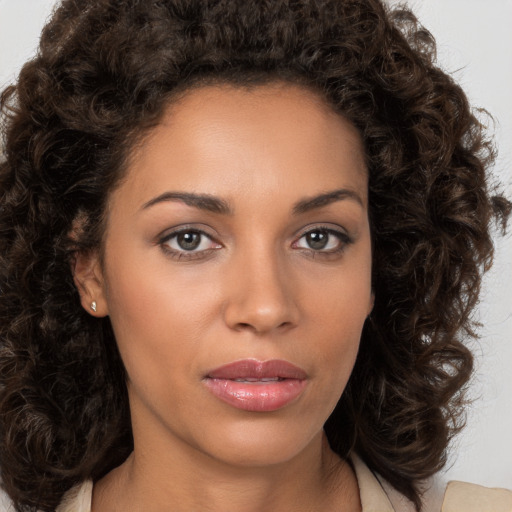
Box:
[74,83,373,512]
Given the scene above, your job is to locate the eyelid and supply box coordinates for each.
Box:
[292,224,353,253]
[157,225,222,260]
[294,223,350,241]
[159,225,214,241]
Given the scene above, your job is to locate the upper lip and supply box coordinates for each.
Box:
[206,359,307,380]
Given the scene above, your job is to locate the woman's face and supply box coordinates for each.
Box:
[88,83,373,467]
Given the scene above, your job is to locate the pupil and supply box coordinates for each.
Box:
[177,232,201,250]
[307,230,328,250]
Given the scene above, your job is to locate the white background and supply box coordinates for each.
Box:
[1,0,511,490]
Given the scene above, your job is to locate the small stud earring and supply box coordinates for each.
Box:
[90,301,97,312]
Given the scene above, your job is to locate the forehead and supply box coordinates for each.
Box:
[113,82,368,212]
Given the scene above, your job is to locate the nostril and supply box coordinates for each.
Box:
[233,320,295,334]
[232,322,260,334]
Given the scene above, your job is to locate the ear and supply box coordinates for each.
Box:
[72,249,109,317]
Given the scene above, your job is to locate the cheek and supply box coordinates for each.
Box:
[102,249,232,407]
[103,254,198,378]
[105,243,216,337]
[301,258,372,384]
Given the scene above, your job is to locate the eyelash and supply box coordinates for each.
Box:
[292,226,353,258]
[158,227,221,261]
[158,225,353,261]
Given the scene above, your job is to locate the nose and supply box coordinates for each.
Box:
[223,247,299,335]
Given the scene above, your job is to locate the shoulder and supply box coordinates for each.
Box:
[385,476,512,512]
[351,453,512,512]
[441,480,512,512]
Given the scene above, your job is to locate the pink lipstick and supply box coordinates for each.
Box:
[203,359,307,412]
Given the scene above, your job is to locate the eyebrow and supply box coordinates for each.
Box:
[142,192,232,215]
[141,188,363,215]
[292,188,364,214]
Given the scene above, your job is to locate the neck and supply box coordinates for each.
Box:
[93,433,360,512]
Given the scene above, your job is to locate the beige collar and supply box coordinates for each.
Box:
[350,453,397,512]
[56,479,92,512]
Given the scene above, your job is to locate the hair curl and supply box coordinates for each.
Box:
[0,0,509,510]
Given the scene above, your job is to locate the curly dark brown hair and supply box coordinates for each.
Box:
[0,0,509,510]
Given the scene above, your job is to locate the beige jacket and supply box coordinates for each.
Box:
[351,454,512,512]
[51,455,512,512]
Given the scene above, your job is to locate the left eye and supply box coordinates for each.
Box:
[294,228,346,251]
[162,230,220,252]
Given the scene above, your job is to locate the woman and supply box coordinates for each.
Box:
[0,0,510,511]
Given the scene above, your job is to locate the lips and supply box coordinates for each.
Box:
[203,359,307,412]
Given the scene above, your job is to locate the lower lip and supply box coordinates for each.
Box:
[203,378,307,412]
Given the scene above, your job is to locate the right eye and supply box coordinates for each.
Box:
[159,228,222,259]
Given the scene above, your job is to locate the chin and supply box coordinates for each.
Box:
[192,418,324,469]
